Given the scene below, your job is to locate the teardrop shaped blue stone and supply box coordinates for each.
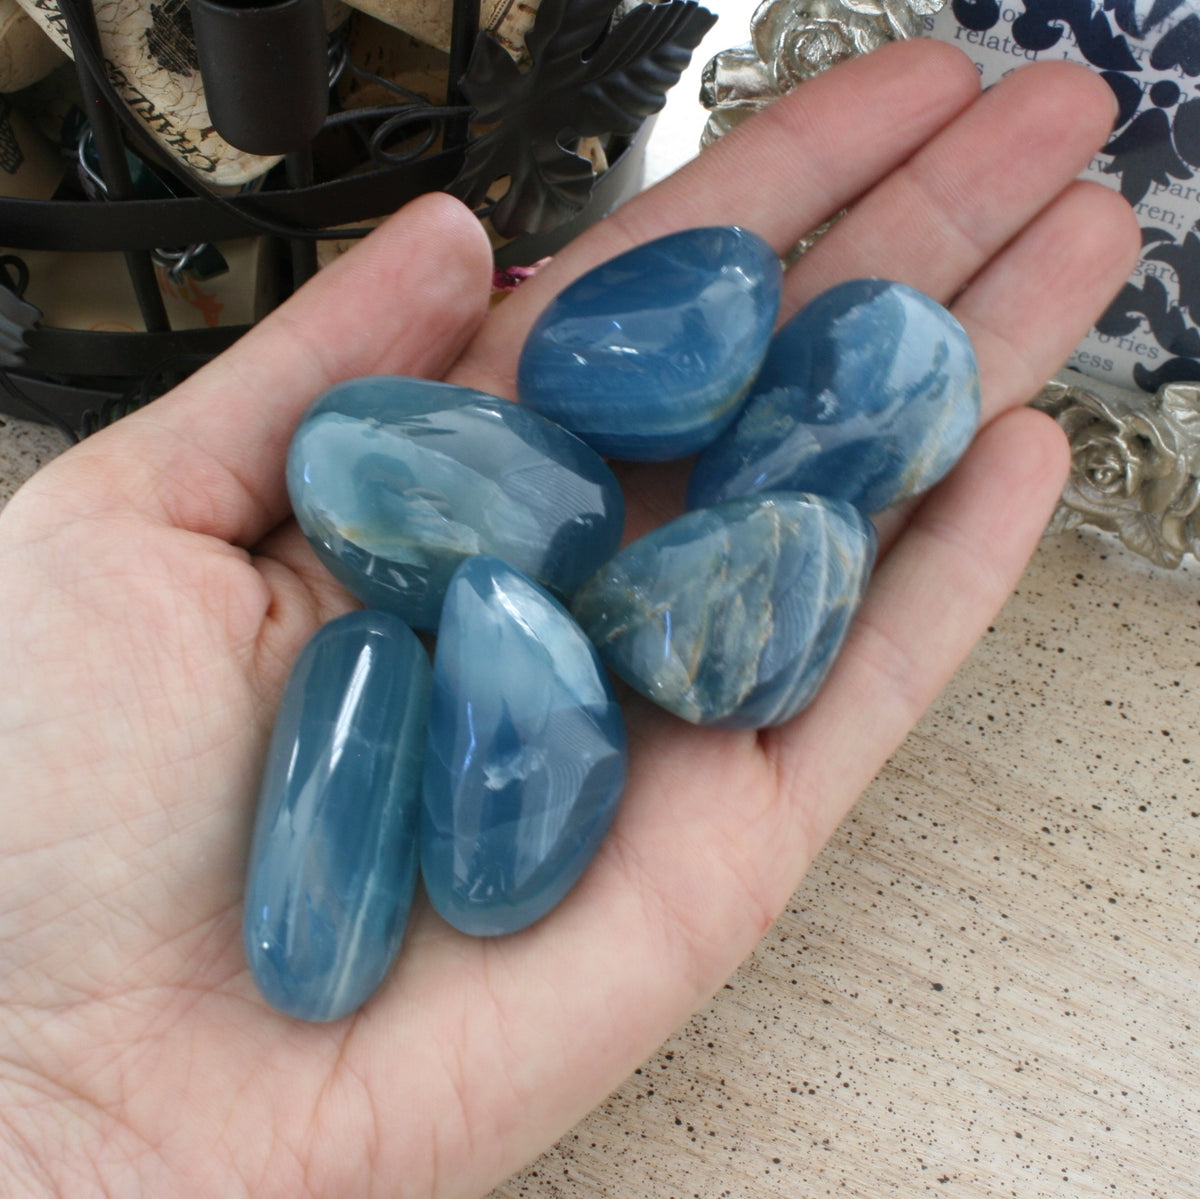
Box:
[687,279,980,514]
[572,494,876,729]
[244,610,431,1022]
[287,376,625,630]
[517,226,782,461]
[421,555,627,936]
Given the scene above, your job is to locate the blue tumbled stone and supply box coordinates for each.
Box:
[517,226,783,461]
[287,376,625,630]
[687,278,980,514]
[244,610,431,1022]
[572,494,875,729]
[421,555,627,936]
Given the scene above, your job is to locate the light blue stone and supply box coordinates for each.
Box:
[571,494,875,729]
[517,226,783,461]
[243,610,431,1022]
[421,555,627,936]
[287,376,625,630]
[687,278,981,514]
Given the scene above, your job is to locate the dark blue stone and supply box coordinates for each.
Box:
[517,226,783,461]
[572,494,875,729]
[421,555,627,936]
[244,610,431,1022]
[287,376,625,630]
[687,279,980,514]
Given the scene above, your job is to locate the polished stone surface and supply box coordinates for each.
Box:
[421,555,627,936]
[287,376,625,630]
[243,610,431,1022]
[572,493,875,728]
[687,279,980,514]
[517,226,782,461]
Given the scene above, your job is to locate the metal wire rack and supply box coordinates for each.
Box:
[0,0,667,438]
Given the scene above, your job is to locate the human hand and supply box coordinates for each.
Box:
[0,41,1137,1199]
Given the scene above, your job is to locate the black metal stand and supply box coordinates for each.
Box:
[0,0,660,434]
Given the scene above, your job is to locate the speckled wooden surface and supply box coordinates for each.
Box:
[0,416,67,507]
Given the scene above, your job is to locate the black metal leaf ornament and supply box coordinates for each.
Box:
[449,0,717,237]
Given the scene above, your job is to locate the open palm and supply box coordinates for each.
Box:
[0,43,1137,1199]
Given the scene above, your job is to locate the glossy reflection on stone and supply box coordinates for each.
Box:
[244,610,431,1022]
[572,494,875,729]
[687,279,980,514]
[517,226,782,461]
[287,376,625,630]
[421,555,627,936]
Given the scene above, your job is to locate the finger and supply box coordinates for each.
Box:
[867,178,1138,552]
[766,405,1071,856]
[22,193,493,547]
[787,60,1121,313]
[953,178,1140,417]
[250,520,364,632]
[776,62,1123,557]
[449,38,981,398]
[563,177,1134,552]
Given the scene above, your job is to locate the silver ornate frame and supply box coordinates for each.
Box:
[699,0,1200,567]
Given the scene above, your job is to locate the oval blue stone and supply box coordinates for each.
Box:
[244,610,431,1022]
[287,376,625,630]
[517,226,783,461]
[687,278,981,514]
[421,555,627,936]
[572,494,876,729]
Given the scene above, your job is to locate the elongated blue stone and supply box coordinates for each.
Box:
[572,494,875,729]
[287,376,625,630]
[244,610,431,1022]
[517,226,783,461]
[421,555,627,936]
[687,279,981,514]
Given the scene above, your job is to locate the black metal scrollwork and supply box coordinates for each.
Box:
[450,0,716,237]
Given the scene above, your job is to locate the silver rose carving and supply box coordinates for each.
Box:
[700,0,943,144]
[1033,376,1200,568]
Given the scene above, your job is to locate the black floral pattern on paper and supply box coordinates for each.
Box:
[449,0,716,237]
[1092,70,1200,204]
[1143,226,1200,316]
[950,0,1002,32]
[1107,0,1144,39]
[1096,235,1200,388]
[1102,67,1145,126]
[947,0,1200,390]
[1150,10,1200,73]
[1010,0,1140,68]
[1132,355,1200,388]
[1099,269,1200,352]
[950,0,1200,203]
[951,0,1138,65]
[1102,101,1200,203]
